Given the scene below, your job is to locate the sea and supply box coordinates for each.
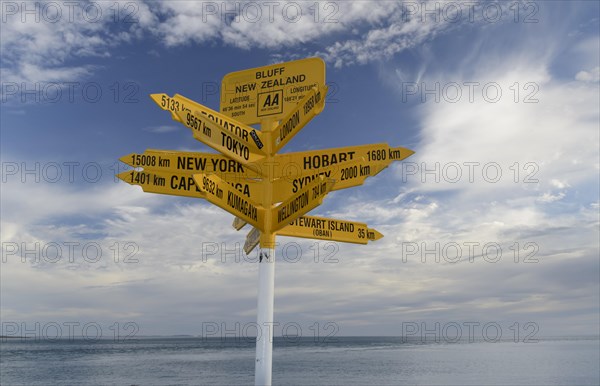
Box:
[1,336,598,385]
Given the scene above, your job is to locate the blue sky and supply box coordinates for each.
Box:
[1,1,599,339]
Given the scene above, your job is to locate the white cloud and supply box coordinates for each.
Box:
[575,66,600,82]
[149,1,402,50]
[310,7,600,334]
[1,1,598,336]
[0,0,472,87]
[537,192,566,203]
[142,125,179,134]
[0,1,155,85]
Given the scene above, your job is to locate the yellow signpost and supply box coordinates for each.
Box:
[244,227,261,255]
[271,84,327,153]
[233,217,249,231]
[118,57,414,386]
[149,93,195,122]
[220,57,326,125]
[270,175,335,232]
[278,215,383,244]
[175,109,266,165]
[261,143,414,180]
[269,158,387,203]
[120,149,255,176]
[194,173,266,231]
[117,170,206,199]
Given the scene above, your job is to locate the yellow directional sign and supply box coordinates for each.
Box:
[278,216,384,244]
[118,145,415,205]
[176,109,266,165]
[119,145,414,180]
[260,143,414,181]
[233,217,248,231]
[244,227,261,255]
[119,59,417,386]
[117,170,205,199]
[150,93,195,122]
[194,173,266,231]
[220,57,326,125]
[270,159,391,203]
[119,149,260,177]
[271,175,335,232]
[151,93,267,163]
[272,84,327,153]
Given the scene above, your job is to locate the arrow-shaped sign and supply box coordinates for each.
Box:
[272,84,327,153]
[233,217,248,231]
[256,143,414,180]
[270,158,390,203]
[244,227,261,255]
[119,149,261,178]
[149,93,194,121]
[176,109,266,166]
[271,175,335,232]
[278,215,383,244]
[118,168,264,202]
[194,173,266,231]
[117,170,206,199]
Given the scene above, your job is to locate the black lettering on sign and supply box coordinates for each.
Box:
[328,221,354,232]
[256,67,285,79]
[260,74,306,88]
[302,90,321,116]
[170,175,200,192]
[311,182,327,199]
[290,217,326,229]
[279,110,300,143]
[177,156,208,171]
[277,191,309,223]
[234,83,256,93]
[221,133,250,160]
[258,90,283,116]
[227,182,251,198]
[262,93,279,108]
[210,158,245,173]
[388,148,402,159]
[227,191,258,221]
[202,114,249,142]
[292,171,331,193]
[152,174,166,187]
[313,229,332,238]
[303,152,357,170]
[250,130,264,149]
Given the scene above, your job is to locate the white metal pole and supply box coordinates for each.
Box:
[255,247,275,386]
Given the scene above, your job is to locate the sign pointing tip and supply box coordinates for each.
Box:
[118,153,134,165]
[116,171,133,184]
[367,229,384,241]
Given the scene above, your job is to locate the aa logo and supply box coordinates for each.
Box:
[263,93,279,107]
[258,90,283,116]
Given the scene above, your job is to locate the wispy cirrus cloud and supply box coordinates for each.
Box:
[0,0,484,86]
[142,125,179,134]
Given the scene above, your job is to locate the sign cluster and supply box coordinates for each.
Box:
[119,57,414,253]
